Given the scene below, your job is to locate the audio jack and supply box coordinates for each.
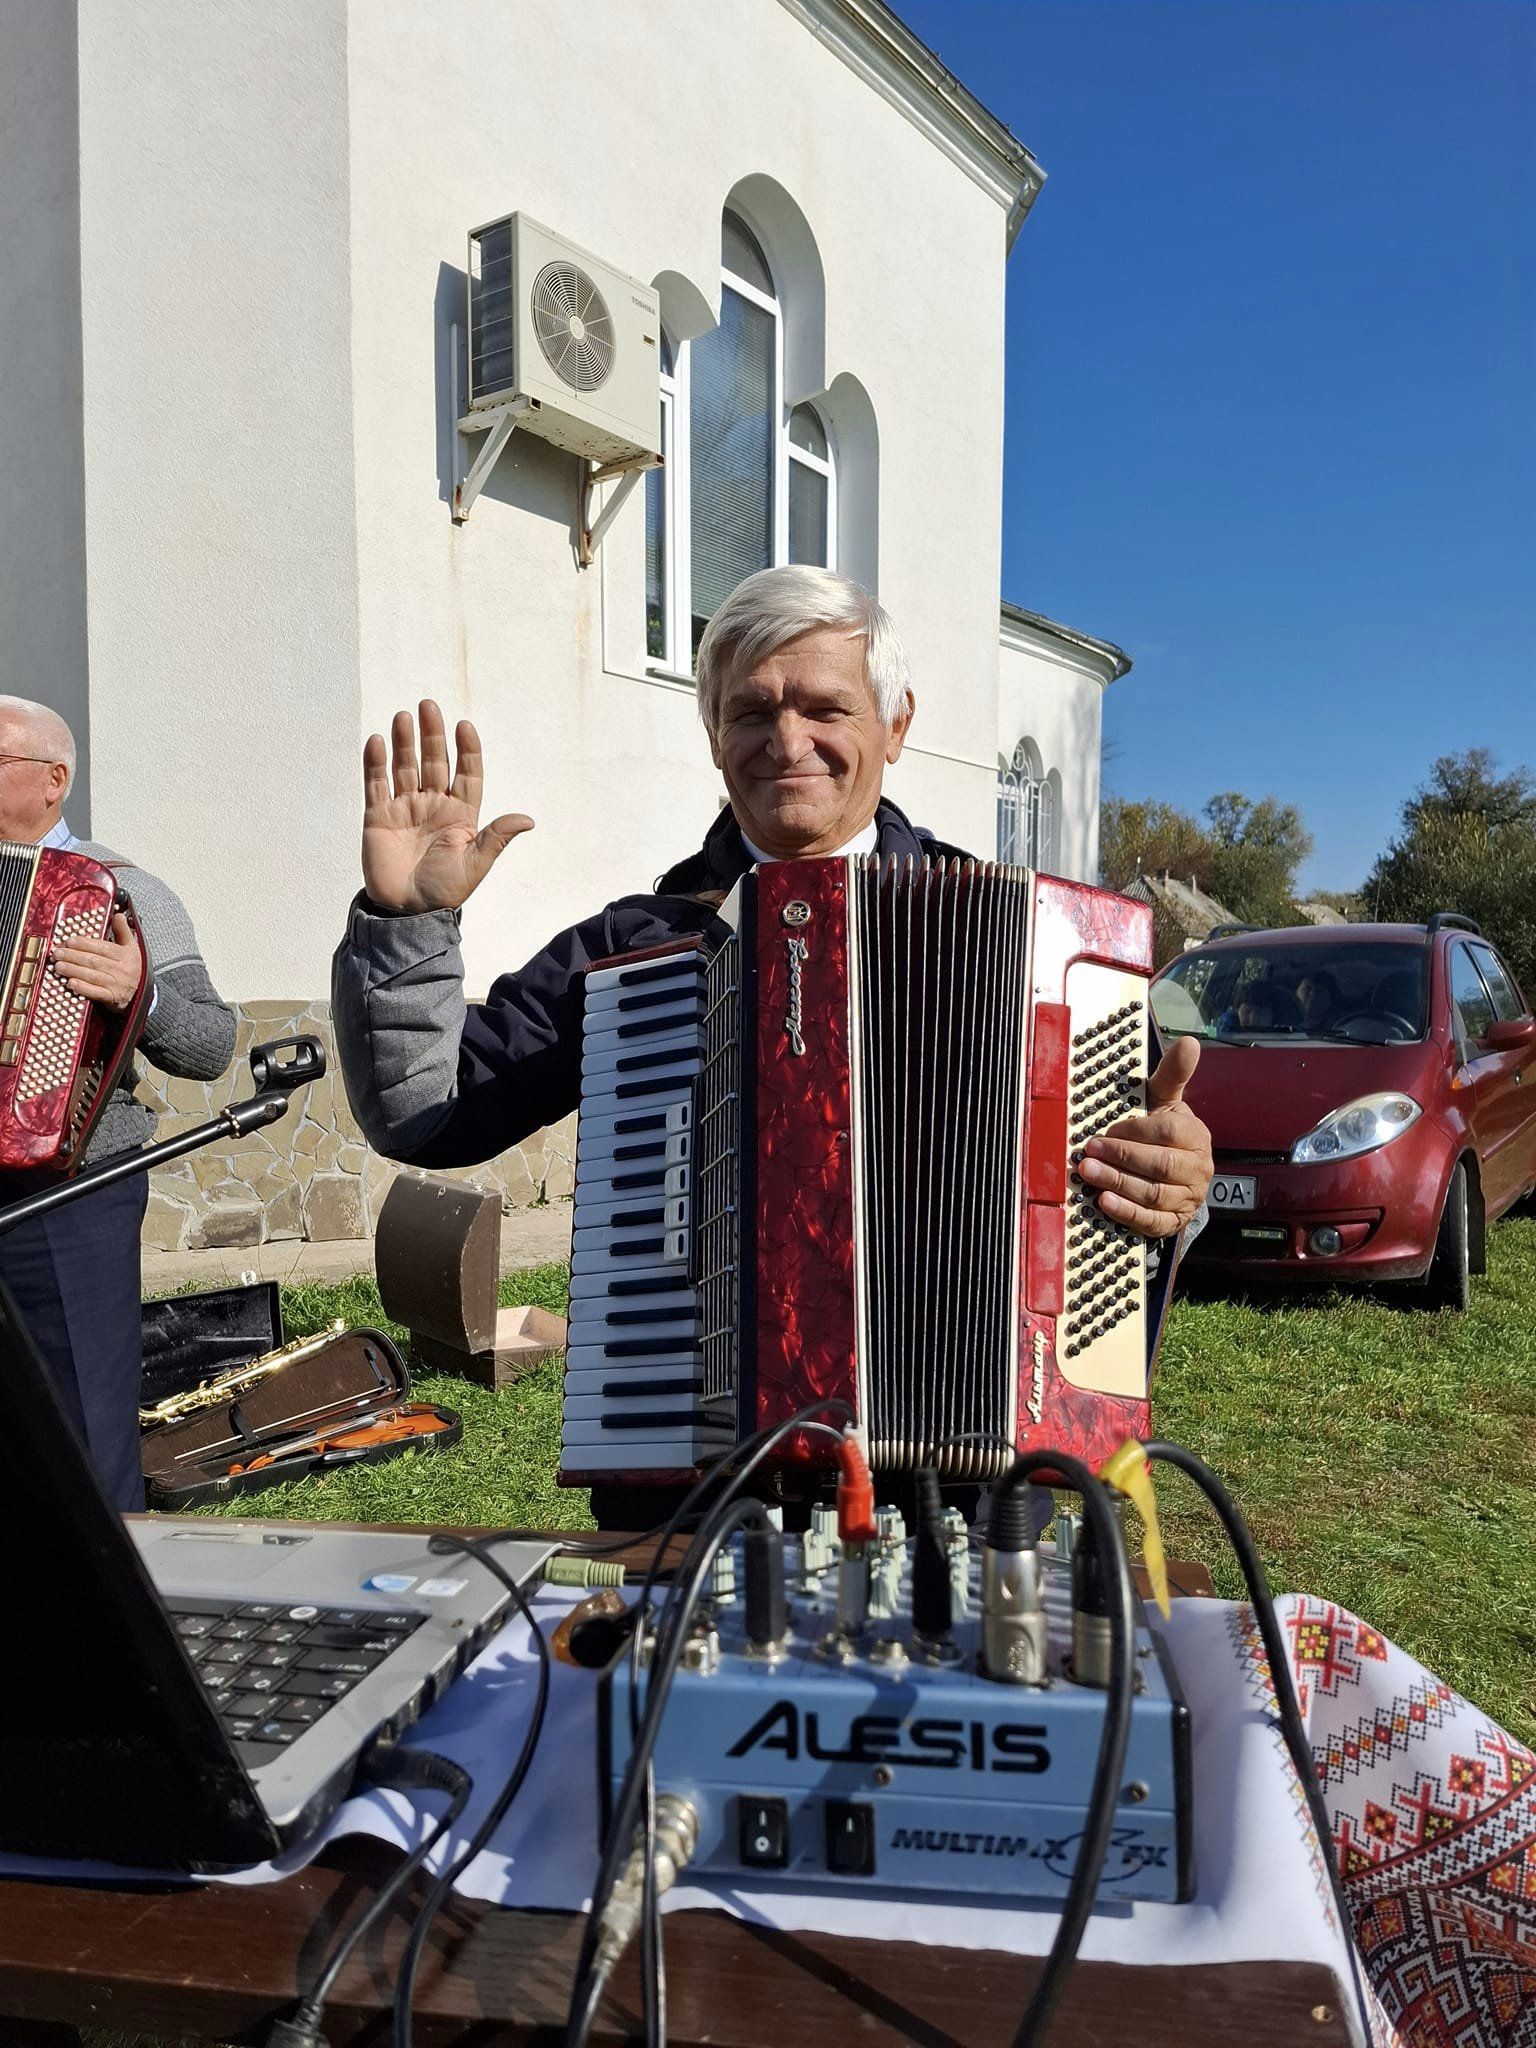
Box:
[574,1792,699,2040]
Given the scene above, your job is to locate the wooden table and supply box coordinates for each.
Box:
[0,1541,1354,2048]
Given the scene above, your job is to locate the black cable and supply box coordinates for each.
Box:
[566,1494,772,2048]
[639,1761,665,2047]
[264,1745,472,2048]
[585,1491,769,1995]
[1142,1441,1375,2048]
[610,1404,851,2046]
[387,1531,553,2048]
[622,1413,842,2048]
[625,1404,854,1720]
[622,1407,853,2045]
[993,1451,1137,2048]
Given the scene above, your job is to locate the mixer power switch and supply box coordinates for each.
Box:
[824,1800,876,1877]
[739,1796,789,1869]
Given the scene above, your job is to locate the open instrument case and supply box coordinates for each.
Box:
[139,1284,462,1509]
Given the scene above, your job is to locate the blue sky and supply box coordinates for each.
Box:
[897,0,1534,893]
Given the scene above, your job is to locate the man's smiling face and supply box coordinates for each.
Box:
[709,626,913,859]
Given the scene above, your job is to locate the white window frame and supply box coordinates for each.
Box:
[997,740,1055,870]
[645,214,838,676]
[648,343,691,675]
[787,404,836,569]
[720,257,784,569]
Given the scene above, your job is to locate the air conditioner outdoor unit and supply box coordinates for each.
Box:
[467,213,661,467]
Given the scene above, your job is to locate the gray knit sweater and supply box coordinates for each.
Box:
[70,839,236,1163]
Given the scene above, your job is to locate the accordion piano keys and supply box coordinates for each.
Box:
[563,948,735,1476]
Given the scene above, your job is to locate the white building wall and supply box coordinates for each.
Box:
[997,618,1114,883]
[72,0,362,999]
[345,0,1008,998]
[0,1,1115,1009]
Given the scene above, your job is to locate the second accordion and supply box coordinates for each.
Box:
[560,855,1158,1488]
[0,842,150,1171]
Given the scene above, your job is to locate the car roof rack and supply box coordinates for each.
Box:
[1206,923,1265,941]
[1425,912,1483,936]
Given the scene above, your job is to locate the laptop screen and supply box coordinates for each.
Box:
[0,1278,277,1868]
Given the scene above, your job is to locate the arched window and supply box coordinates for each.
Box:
[690,213,778,657]
[788,403,835,567]
[997,739,1056,870]
[645,208,837,672]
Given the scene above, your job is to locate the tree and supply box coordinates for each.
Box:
[1098,789,1314,927]
[1203,792,1313,930]
[1097,798,1211,895]
[1365,751,1536,996]
[1403,749,1536,835]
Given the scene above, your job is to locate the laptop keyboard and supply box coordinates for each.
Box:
[167,1598,425,1771]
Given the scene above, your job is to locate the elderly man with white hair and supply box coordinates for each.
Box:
[333,567,1212,1521]
[0,696,235,1510]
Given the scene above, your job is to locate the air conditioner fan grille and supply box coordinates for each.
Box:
[531,261,615,393]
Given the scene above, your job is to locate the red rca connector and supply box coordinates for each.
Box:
[835,1428,877,1544]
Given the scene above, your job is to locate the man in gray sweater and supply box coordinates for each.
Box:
[0,697,236,1510]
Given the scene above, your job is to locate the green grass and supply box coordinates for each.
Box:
[190,1227,1536,1745]
[1150,1219,1536,1743]
[199,1264,592,1535]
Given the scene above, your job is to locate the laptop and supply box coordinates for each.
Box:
[0,1279,551,1872]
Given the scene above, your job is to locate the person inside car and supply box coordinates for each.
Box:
[1297,970,1342,1033]
[1219,982,1280,1034]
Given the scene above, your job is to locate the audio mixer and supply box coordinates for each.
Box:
[600,1500,1192,1904]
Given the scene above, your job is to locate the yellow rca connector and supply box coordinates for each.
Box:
[1098,1439,1171,1619]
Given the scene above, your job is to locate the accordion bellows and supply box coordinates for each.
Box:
[561,855,1157,1487]
[0,843,150,1171]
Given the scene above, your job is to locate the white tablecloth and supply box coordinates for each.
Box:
[9,1587,1535,2045]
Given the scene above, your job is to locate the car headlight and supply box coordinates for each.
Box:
[1291,1093,1422,1165]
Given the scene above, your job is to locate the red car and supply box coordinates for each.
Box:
[1149,914,1536,1307]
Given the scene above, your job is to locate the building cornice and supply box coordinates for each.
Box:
[778,0,1046,245]
[999,601,1133,685]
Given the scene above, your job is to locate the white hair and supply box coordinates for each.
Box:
[0,697,74,795]
[694,566,913,738]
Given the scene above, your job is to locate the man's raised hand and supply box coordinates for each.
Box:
[360,700,533,914]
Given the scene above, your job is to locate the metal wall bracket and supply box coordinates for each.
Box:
[578,452,662,568]
[453,398,531,522]
[449,319,660,550]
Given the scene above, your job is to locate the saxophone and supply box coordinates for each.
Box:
[138,1319,349,1428]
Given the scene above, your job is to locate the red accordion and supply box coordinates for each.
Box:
[0,843,151,1171]
[560,856,1157,1488]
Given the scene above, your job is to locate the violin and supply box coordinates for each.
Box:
[229,1403,451,1475]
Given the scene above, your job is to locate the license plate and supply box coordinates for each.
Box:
[1209,1174,1258,1211]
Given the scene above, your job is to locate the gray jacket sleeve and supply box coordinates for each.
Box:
[115,861,236,1082]
[140,959,237,1081]
[331,894,469,1161]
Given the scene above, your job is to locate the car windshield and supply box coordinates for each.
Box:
[1151,940,1428,1046]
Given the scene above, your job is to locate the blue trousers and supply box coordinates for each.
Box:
[0,1177,148,1511]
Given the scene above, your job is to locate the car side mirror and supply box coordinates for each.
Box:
[1483,1018,1536,1052]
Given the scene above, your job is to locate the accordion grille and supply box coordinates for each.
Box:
[854,858,1029,1476]
[0,845,40,981]
[697,933,742,1411]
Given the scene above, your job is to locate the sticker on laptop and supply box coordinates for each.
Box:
[362,1572,417,1594]
[416,1577,468,1598]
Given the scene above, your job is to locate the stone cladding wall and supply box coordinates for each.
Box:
[136,1002,575,1250]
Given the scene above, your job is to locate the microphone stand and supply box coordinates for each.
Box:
[0,1036,327,1238]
